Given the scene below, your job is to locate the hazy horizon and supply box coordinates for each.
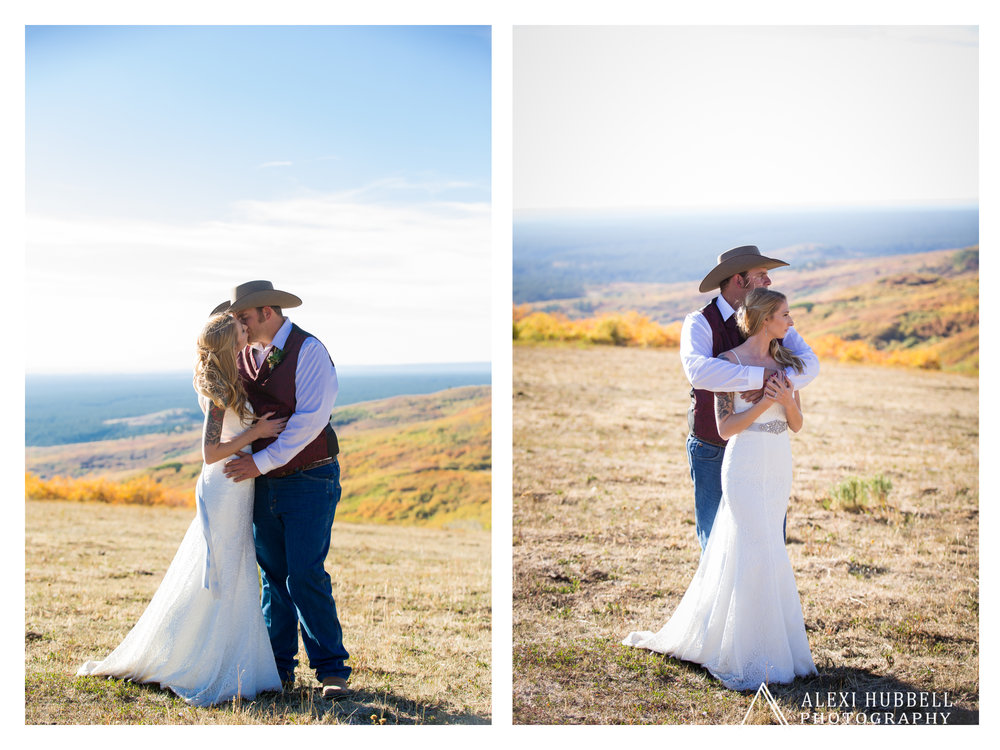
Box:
[514,198,980,220]
[25,362,491,446]
[512,203,978,303]
[24,360,492,378]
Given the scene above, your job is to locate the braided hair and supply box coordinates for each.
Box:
[193,314,252,425]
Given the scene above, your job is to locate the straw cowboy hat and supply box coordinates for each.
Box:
[698,245,789,293]
[211,280,303,315]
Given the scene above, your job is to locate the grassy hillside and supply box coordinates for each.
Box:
[334,392,490,529]
[26,385,491,530]
[512,345,978,724]
[516,247,978,374]
[25,429,207,483]
[25,500,490,724]
[786,248,977,373]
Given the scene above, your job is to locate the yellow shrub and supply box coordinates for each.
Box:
[811,333,941,370]
[514,310,948,372]
[513,309,681,348]
[515,311,579,341]
[24,472,191,508]
[886,348,941,370]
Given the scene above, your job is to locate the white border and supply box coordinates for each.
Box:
[8,1,993,744]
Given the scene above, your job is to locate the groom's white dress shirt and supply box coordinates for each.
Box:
[680,296,819,393]
[249,317,339,476]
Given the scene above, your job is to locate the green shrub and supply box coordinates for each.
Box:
[825,474,893,513]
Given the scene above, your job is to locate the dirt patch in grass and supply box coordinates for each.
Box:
[513,344,977,724]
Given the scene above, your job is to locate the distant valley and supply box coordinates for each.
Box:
[514,204,978,303]
[25,362,490,447]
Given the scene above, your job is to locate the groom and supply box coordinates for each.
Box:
[213,280,352,701]
[680,246,819,551]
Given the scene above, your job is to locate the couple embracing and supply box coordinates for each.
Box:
[624,246,821,691]
[78,281,352,705]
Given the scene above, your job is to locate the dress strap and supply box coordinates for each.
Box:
[731,350,743,365]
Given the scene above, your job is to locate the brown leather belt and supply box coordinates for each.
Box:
[269,456,336,479]
[690,433,727,448]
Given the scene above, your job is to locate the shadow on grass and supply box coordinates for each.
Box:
[242,684,490,725]
[649,655,977,725]
[512,637,977,725]
[44,673,488,725]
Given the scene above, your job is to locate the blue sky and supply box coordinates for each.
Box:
[25,25,491,373]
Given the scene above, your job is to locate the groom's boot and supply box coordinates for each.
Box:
[321,676,352,701]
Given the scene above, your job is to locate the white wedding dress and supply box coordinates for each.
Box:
[623,396,817,691]
[77,400,281,706]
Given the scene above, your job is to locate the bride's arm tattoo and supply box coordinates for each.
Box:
[205,403,225,446]
[715,392,734,422]
[202,402,260,465]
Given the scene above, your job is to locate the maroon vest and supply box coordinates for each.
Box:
[688,298,744,446]
[237,323,340,477]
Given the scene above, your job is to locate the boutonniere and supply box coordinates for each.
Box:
[266,346,286,369]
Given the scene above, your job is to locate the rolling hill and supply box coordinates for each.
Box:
[25,385,491,530]
[516,247,978,374]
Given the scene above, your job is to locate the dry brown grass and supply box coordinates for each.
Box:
[513,344,978,725]
[25,429,204,481]
[25,500,490,724]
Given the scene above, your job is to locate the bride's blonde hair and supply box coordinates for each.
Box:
[193,314,252,425]
[736,288,805,374]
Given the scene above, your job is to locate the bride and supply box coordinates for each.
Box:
[622,288,817,691]
[77,313,286,705]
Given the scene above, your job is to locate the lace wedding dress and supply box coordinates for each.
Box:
[77,400,281,706]
[623,396,817,690]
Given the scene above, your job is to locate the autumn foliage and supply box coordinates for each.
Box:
[513,305,682,348]
[338,397,491,529]
[25,472,191,507]
[514,307,954,371]
[808,334,942,370]
[513,248,978,375]
[25,387,493,530]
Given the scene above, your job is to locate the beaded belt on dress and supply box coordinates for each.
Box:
[745,419,788,434]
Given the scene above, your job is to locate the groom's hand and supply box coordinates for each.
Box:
[224,452,262,482]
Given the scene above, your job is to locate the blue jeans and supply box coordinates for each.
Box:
[686,433,787,551]
[686,434,725,551]
[252,459,350,682]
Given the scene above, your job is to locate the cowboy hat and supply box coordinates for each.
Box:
[698,245,789,293]
[212,280,302,315]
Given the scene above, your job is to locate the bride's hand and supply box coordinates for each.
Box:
[251,411,288,439]
[740,367,779,403]
[765,373,795,407]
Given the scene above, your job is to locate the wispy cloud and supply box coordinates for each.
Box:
[315,176,488,204]
[26,191,490,373]
[257,161,294,169]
